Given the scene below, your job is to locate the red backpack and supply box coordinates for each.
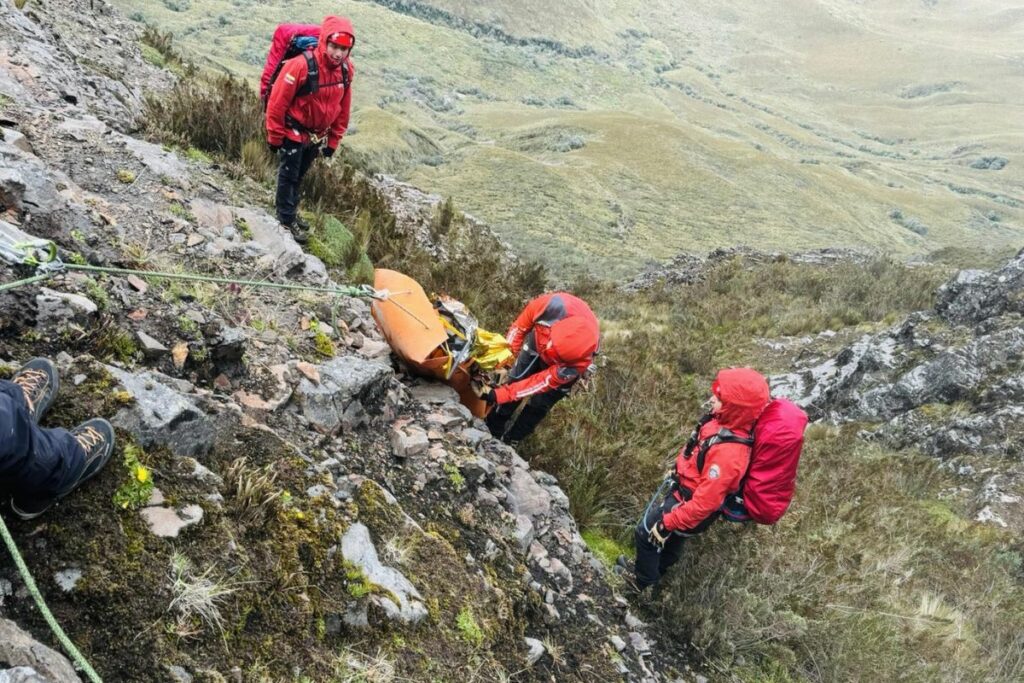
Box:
[687,398,808,524]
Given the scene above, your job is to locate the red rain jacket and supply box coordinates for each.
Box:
[265,16,354,151]
[259,23,320,102]
[663,368,770,532]
[494,293,600,404]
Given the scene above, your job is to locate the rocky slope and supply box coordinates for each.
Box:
[0,1,679,681]
[773,249,1024,532]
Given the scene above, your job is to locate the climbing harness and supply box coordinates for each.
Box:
[0,514,104,682]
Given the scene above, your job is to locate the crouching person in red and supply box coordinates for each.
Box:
[480,292,600,444]
[626,368,770,591]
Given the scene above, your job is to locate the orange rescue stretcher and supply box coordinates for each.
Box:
[370,269,512,418]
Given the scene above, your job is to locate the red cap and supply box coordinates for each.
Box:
[327,32,354,48]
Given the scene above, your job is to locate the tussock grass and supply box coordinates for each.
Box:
[522,256,1024,680]
[168,552,238,637]
[528,255,948,529]
[660,427,1024,681]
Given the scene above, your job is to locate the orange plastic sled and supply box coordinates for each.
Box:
[370,269,493,418]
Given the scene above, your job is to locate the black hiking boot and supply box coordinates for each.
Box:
[614,555,655,605]
[280,218,309,245]
[10,418,116,520]
[11,357,59,423]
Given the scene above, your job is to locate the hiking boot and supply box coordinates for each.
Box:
[11,357,59,423]
[10,418,115,521]
[280,218,309,245]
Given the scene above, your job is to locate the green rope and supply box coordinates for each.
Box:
[0,514,103,682]
[61,263,378,299]
[0,273,53,293]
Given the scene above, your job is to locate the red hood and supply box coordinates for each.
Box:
[711,368,769,431]
[548,316,599,364]
[317,16,355,68]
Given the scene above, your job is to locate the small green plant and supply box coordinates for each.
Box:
[456,606,484,647]
[113,443,154,510]
[234,216,253,240]
[95,323,138,363]
[70,229,85,242]
[443,463,466,492]
[168,203,195,223]
[84,278,110,311]
[116,169,136,184]
[185,147,212,163]
[344,563,374,599]
[177,315,200,337]
[67,251,88,265]
[313,329,335,358]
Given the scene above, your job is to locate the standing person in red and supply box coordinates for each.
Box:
[265,16,355,244]
[621,368,770,591]
[480,293,600,444]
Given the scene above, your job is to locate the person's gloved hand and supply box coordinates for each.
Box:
[268,141,282,154]
[321,146,335,158]
[481,388,497,406]
[648,519,670,551]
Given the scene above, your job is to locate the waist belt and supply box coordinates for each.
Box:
[284,115,327,144]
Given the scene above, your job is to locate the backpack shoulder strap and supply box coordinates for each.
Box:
[295,50,319,97]
[695,428,755,475]
[682,412,714,461]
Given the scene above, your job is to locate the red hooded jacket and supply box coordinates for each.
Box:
[259,23,320,102]
[265,16,354,151]
[662,368,770,532]
[494,293,600,404]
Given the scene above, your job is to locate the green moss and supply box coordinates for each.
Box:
[234,216,253,240]
[186,147,212,163]
[455,606,484,647]
[443,463,466,492]
[95,324,138,363]
[581,529,629,569]
[84,278,110,311]
[116,169,136,184]
[313,330,335,358]
[168,203,195,222]
[140,42,166,68]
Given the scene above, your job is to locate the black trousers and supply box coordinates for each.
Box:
[275,139,319,225]
[634,487,720,588]
[0,381,84,503]
[486,334,573,444]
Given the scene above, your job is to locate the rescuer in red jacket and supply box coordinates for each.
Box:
[480,293,600,443]
[265,16,355,244]
[623,368,770,590]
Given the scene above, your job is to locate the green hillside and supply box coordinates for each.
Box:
[115,0,1024,275]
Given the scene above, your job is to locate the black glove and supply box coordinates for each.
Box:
[268,141,282,154]
[321,146,335,158]
[648,519,670,551]
[482,388,497,406]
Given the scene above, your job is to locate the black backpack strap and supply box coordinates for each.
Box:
[682,412,714,461]
[295,50,319,97]
[695,428,754,475]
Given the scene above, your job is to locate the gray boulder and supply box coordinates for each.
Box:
[0,619,80,683]
[106,367,216,457]
[293,356,393,433]
[340,523,428,624]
